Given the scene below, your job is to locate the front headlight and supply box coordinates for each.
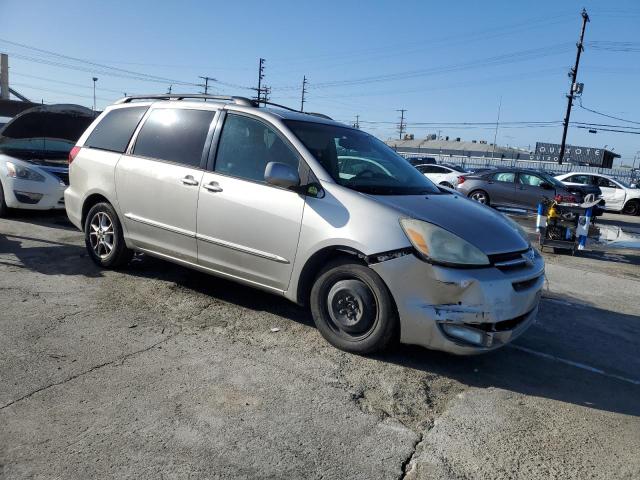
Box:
[6,161,46,182]
[400,218,489,267]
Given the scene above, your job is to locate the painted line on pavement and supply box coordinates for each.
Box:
[510,344,640,386]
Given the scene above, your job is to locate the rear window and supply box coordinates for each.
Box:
[132,108,215,168]
[85,106,148,153]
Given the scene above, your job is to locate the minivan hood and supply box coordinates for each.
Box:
[372,193,529,255]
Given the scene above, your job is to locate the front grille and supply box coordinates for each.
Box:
[488,248,531,271]
[467,309,534,332]
[52,171,69,185]
[512,275,542,292]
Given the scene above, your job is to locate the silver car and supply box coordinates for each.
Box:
[65,94,544,355]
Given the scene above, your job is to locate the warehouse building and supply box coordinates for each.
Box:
[386,135,529,160]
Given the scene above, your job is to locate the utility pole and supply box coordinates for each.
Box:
[198,76,216,100]
[255,57,265,105]
[397,109,407,140]
[0,53,9,100]
[491,96,502,161]
[92,77,98,111]
[167,85,172,94]
[300,75,308,112]
[354,115,360,129]
[558,8,590,165]
[263,86,271,105]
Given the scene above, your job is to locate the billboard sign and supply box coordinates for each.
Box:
[531,142,606,166]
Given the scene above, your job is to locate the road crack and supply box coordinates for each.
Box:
[0,330,181,411]
[399,432,424,480]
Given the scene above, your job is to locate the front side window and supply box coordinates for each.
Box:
[492,172,515,183]
[518,173,545,187]
[596,177,619,189]
[133,108,215,167]
[86,106,147,153]
[285,120,440,195]
[215,114,299,183]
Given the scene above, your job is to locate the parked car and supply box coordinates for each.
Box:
[406,156,436,166]
[457,168,587,211]
[66,94,543,355]
[415,163,468,188]
[555,172,640,215]
[0,104,95,216]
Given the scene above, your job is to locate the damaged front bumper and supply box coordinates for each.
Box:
[370,250,544,354]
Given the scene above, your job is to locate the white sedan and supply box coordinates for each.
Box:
[415,163,468,188]
[555,172,640,215]
[0,104,94,217]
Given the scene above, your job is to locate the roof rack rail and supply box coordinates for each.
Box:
[114,94,255,107]
[113,94,334,120]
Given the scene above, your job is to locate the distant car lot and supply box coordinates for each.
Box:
[1,209,639,479]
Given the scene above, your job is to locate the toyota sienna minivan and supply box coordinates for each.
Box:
[65,94,544,355]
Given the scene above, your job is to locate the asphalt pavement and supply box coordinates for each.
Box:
[1,211,639,479]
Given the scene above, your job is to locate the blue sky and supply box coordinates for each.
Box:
[1,0,639,165]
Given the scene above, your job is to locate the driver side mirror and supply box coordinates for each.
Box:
[540,182,553,190]
[264,162,300,189]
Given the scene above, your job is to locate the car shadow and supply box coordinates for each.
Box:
[2,209,76,231]
[0,232,102,277]
[124,255,639,417]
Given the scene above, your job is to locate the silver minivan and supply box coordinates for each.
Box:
[65,95,544,355]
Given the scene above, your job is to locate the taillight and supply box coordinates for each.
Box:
[68,146,81,164]
[457,176,466,185]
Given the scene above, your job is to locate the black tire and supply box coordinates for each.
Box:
[0,181,7,217]
[469,189,490,205]
[440,181,454,189]
[84,202,133,268]
[310,260,399,354]
[622,200,640,216]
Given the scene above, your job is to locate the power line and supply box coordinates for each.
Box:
[577,98,640,125]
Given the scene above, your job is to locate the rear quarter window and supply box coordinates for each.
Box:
[85,106,148,153]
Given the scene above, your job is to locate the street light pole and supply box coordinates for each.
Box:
[92,77,98,112]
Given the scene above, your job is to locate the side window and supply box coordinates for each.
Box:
[518,173,544,186]
[85,106,147,153]
[133,108,215,167]
[492,172,515,183]
[566,175,589,185]
[214,114,299,183]
[597,177,618,189]
[416,165,430,174]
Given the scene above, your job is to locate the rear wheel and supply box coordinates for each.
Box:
[0,181,7,217]
[622,200,639,216]
[310,260,398,354]
[84,202,133,268]
[469,189,490,205]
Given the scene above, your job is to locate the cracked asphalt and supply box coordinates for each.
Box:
[1,211,639,479]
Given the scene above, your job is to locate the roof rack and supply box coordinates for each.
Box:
[113,94,333,120]
[114,94,255,106]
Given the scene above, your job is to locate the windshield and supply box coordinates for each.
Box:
[285,120,440,195]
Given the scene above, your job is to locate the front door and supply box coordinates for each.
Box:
[595,176,626,210]
[115,107,217,262]
[516,172,555,210]
[196,113,305,291]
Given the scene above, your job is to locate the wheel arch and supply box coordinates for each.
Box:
[81,192,117,228]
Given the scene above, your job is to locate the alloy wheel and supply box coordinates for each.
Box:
[471,191,488,204]
[89,211,115,259]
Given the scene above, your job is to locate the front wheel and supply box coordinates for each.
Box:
[310,260,399,354]
[622,200,639,216]
[469,189,490,205]
[84,202,133,268]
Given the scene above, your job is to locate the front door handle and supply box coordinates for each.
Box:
[203,181,223,192]
[182,175,199,186]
